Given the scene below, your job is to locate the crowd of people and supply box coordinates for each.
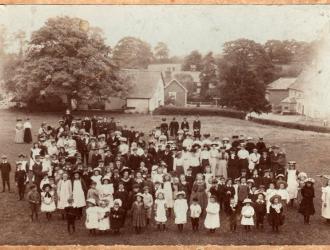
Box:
[1,110,330,236]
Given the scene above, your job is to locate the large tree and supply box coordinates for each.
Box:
[182,50,203,71]
[5,16,128,106]
[112,37,153,69]
[154,42,169,63]
[199,52,218,99]
[219,39,273,113]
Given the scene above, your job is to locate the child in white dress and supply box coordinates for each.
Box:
[204,195,220,233]
[163,174,173,217]
[154,191,167,231]
[98,200,110,233]
[241,198,255,232]
[286,161,299,207]
[173,191,188,232]
[85,198,100,236]
[40,184,56,221]
[99,177,114,208]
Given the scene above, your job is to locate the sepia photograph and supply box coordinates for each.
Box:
[1,4,330,246]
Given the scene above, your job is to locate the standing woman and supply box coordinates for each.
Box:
[209,143,219,177]
[321,178,330,224]
[217,146,228,179]
[15,119,25,144]
[23,118,33,144]
[298,178,315,225]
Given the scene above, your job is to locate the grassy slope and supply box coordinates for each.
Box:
[0,110,330,245]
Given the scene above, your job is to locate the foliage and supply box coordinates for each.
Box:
[249,116,330,134]
[264,39,314,65]
[218,39,274,113]
[4,16,128,107]
[182,50,203,71]
[199,52,218,99]
[154,42,169,63]
[112,36,154,69]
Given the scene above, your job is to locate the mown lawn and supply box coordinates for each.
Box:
[0,109,330,245]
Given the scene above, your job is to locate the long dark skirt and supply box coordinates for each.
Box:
[24,128,32,143]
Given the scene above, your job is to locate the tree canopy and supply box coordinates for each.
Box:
[5,16,128,105]
[199,52,217,99]
[218,39,272,113]
[154,42,169,63]
[182,50,203,71]
[112,36,154,69]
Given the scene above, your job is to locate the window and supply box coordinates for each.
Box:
[168,92,176,100]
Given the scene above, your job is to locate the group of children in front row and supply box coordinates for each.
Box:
[26,167,318,236]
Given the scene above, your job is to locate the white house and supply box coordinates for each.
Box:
[122,69,165,113]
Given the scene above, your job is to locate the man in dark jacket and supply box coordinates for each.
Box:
[181,117,190,132]
[169,117,179,138]
[82,117,92,134]
[160,118,169,139]
[15,162,27,200]
[192,116,201,139]
[128,148,141,171]
[160,145,174,172]
[0,155,11,192]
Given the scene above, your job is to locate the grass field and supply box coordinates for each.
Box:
[1,109,330,245]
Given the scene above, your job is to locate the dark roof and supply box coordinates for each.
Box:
[267,77,297,90]
[120,69,164,99]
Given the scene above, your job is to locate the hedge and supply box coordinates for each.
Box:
[249,117,330,133]
[153,106,246,119]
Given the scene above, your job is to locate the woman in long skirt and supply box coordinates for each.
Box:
[15,119,24,144]
[216,147,228,178]
[23,118,33,144]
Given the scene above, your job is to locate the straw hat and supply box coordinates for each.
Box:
[305,178,315,184]
[243,198,252,204]
[270,194,282,204]
[277,180,288,188]
[135,192,144,198]
[176,191,186,198]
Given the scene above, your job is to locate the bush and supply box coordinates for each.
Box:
[249,117,330,133]
[27,94,67,112]
[153,106,246,119]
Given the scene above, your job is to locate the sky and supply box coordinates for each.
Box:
[1,5,330,56]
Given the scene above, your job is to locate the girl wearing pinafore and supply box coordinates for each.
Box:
[57,173,72,219]
[204,195,220,233]
[286,162,299,207]
[163,174,173,217]
[190,173,208,213]
[241,198,255,232]
[72,172,86,219]
[85,198,100,235]
[154,191,167,231]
